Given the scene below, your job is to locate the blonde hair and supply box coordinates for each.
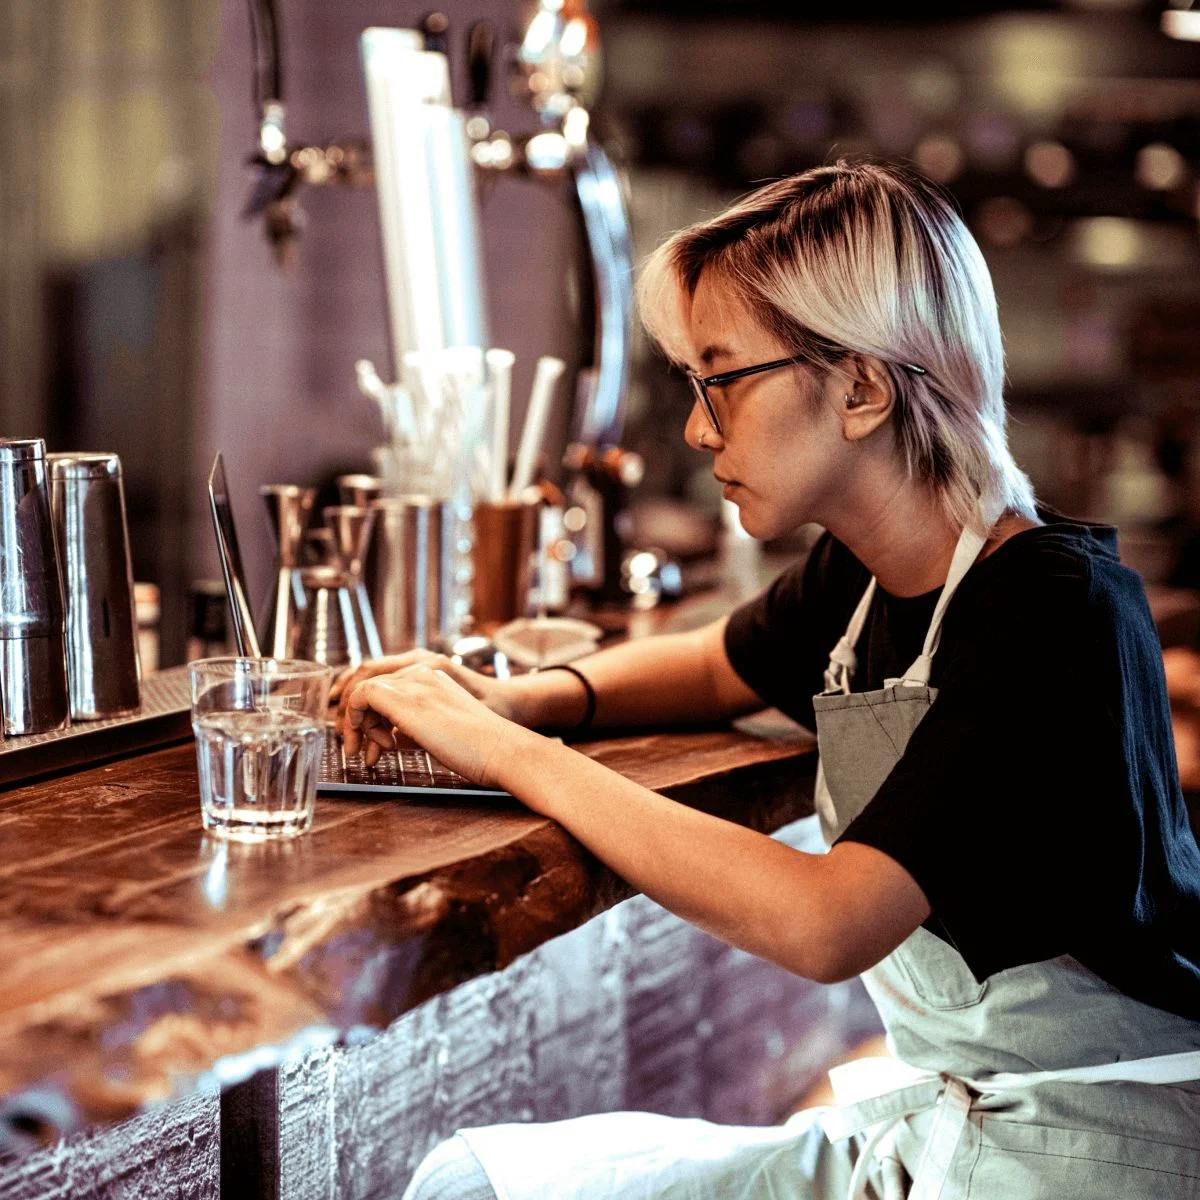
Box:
[637,159,1036,534]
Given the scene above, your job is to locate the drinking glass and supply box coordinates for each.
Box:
[188,657,332,842]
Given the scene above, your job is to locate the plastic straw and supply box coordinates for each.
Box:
[485,349,515,502]
[510,356,565,497]
[356,358,416,443]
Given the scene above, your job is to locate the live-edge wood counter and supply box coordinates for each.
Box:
[0,705,817,1144]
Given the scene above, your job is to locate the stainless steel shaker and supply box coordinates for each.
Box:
[0,439,69,735]
[47,453,141,720]
[364,496,450,652]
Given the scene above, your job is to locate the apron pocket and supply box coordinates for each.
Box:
[887,926,988,1010]
[970,1116,1200,1200]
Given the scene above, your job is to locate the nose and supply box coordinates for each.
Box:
[684,401,723,453]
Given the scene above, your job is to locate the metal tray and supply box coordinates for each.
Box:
[0,667,193,788]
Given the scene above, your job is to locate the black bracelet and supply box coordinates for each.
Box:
[540,664,597,734]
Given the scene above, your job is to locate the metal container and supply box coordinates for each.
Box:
[295,565,362,668]
[48,453,141,720]
[364,496,450,652]
[260,484,315,659]
[336,474,384,510]
[324,504,383,659]
[471,496,538,631]
[0,439,69,735]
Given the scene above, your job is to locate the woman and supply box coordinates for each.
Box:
[337,161,1200,1199]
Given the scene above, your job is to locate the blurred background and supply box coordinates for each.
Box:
[4,0,1200,663]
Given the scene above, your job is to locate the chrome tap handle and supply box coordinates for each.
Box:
[573,138,634,447]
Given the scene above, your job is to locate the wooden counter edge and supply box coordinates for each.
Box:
[0,720,817,1145]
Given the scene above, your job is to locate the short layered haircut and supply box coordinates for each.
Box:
[637,159,1037,533]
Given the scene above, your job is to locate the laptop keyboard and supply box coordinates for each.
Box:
[320,728,479,790]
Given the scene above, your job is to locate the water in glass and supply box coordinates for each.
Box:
[194,709,323,841]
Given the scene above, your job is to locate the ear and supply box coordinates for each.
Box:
[837,355,895,443]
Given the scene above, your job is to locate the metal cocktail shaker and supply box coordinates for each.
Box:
[364,496,449,652]
[48,453,141,720]
[0,439,69,735]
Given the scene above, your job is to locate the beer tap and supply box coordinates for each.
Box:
[239,1,640,598]
[465,1,634,450]
[242,0,372,264]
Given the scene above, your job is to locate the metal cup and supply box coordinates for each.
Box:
[48,453,141,720]
[260,484,316,660]
[294,565,363,668]
[0,439,69,736]
[336,474,384,509]
[471,496,539,631]
[324,504,383,659]
[364,496,450,652]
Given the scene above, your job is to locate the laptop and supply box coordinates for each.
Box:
[207,453,511,799]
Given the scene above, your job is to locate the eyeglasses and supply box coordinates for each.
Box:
[686,356,928,437]
[685,356,804,437]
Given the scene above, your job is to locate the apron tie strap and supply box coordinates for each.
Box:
[823,579,878,695]
[820,1058,949,1200]
[821,1049,1200,1200]
[824,637,859,695]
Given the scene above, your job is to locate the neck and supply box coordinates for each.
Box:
[821,479,964,598]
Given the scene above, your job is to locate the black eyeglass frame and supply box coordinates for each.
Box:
[686,355,927,437]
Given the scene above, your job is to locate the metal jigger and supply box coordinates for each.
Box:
[336,474,384,510]
[324,505,383,659]
[259,484,315,659]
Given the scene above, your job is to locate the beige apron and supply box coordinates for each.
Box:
[812,524,1200,1199]
[456,525,1200,1200]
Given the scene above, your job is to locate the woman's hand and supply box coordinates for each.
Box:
[342,663,533,787]
[331,650,520,733]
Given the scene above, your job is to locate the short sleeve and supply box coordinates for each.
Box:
[835,552,1143,981]
[723,533,858,729]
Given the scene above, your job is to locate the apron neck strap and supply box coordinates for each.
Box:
[823,524,990,694]
[824,577,878,695]
[889,525,989,687]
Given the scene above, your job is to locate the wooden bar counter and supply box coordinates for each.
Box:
[0,716,816,1126]
[0,580,827,1200]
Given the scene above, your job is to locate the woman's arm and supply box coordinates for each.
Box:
[333,615,766,738]
[506,615,765,729]
[343,666,930,982]
[497,730,930,982]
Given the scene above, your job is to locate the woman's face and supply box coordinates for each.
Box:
[684,273,852,540]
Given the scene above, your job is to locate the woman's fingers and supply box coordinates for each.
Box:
[332,650,438,716]
[342,696,398,765]
[363,722,396,768]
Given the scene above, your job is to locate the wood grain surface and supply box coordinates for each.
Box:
[0,707,816,1137]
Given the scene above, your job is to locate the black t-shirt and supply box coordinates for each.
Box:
[725,509,1200,1021]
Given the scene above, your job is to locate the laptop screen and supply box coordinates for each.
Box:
[207,452,262,658]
